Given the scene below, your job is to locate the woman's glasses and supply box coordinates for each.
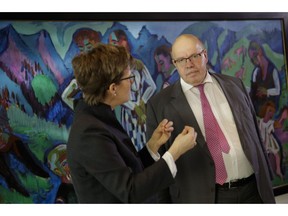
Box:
[119,75,135,82]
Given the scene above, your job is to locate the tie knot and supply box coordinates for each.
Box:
[196,83,205,94]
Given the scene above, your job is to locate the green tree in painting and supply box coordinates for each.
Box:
[31,75,57,105]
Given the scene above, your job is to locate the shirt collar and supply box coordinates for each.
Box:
[180,71,213,93]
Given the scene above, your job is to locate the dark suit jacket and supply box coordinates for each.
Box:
[67,101,174,203]
[146,72,275,203]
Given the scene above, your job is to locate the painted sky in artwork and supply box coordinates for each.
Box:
[0,20,282,59]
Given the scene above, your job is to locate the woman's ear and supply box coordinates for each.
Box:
[108,83,117,96]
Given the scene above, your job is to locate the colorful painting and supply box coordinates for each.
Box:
[0,17,287,203]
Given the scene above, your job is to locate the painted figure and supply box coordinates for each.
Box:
[62,28,102,109]
[45,143,77,203]
[258,101,284,181]
[109,29,156,151]
[248,41,281,115]
[154,45,179,89]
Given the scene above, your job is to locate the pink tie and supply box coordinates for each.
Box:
[197,84,230,185]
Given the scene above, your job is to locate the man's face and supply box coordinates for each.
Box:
[172,37,208,86]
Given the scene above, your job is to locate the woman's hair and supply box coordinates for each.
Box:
[72,43,130,105]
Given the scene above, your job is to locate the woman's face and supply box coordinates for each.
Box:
[115,66,135,105]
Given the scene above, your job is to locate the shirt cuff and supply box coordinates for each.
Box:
[162,151,177,178]
[146,144,161,161]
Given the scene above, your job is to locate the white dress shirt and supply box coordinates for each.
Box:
[181,72,254,182]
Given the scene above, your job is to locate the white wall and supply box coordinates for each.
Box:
[275,193,288,203]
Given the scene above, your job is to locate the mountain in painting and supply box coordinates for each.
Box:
[0,24,71,124]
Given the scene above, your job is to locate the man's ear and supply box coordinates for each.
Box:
[172,59,179,68]
[203,50,208,63]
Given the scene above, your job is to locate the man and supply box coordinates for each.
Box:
[146,34,275,203]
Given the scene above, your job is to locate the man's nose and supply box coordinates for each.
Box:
[185,58,194,66]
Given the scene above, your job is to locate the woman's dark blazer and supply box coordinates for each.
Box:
[67,100,174,203]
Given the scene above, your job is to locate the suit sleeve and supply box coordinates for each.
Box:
[146,98,173,203]
[146,99,159,143]
[138,146,155,167]
[239,79,274,179]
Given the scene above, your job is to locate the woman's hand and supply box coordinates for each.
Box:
[147,119,174,154]
[168,126,197,161]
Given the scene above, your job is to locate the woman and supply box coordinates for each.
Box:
[67,43,197,203]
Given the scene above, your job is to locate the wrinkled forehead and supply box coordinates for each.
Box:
[171,36,202,58]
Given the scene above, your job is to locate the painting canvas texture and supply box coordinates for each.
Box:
[0,20,287,203]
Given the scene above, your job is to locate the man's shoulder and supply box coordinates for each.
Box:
[150,82,179,102]
[211,71,241,83]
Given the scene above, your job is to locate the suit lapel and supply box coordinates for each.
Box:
[211,74,243,129]
[169,82,209,155]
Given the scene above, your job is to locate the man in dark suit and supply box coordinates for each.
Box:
[146,34,275,203]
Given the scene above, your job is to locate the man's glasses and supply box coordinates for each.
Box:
[173,49,205,67]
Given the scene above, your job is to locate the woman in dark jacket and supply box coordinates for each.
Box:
[67,43,197,203]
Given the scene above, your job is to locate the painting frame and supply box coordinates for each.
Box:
[0,12,288,200]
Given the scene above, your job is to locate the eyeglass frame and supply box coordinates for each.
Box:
[172,49,206,67]
[107,74,135,90]
[118,75,135,82]
[118,74,137,92]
